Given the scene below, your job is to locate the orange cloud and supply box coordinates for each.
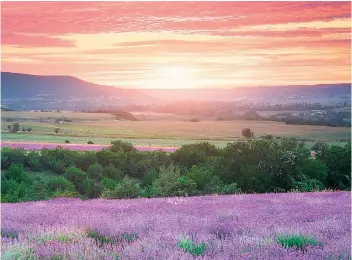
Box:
[1,2,351,88]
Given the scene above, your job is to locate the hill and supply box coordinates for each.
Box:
[1,72,153,110]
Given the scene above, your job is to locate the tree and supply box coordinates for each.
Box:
[10,122,20,133]
[242,128,253,138]
[54,128,60,134]
[27,128,32,132]
[7,125,11,132]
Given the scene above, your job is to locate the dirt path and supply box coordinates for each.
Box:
[0,141,179,152]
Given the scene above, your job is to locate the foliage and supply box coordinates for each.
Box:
[1,139,351,202]
[87,163,103,181]
[10,122,20,133]
[276,234,321,251]
[87,141,94,144]
[82,179,103,198]
[101,176,141,199]
[102,164,123,180]
[63,167,88,193]
[186,165,214,190]
[178,238,207,256]
[101,177,120,190]
[110,140,136,153]
[64,140,70,143]
[242,128,253,138]
[172,142,219,169]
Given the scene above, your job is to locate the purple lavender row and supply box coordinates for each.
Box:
[1,192,350,259]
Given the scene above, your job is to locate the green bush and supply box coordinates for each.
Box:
[46,176,76,193]
[153,165,181,197]
[276,234,321,251]
[204,175,224,194]
[3,164,30,183]
[103,164,123,180]
[186,165,213,190]
[74,151,98,171]
[178,238,207,256]
[25,180,50,201]
[101,176,141,199]
[110,140,136,153]
[64,167,88,193]
[101,178,120,190]
[142,169,159,186]
[1,148,26,169]
[172,142,219,169]
[26,151,42,171]
[65,140,70,143]
[87,163,103,181]
[87,141,94,144]
[82,179,103,198]
[221,183,241,195]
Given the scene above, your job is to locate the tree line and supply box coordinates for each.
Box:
[1,139,350,202]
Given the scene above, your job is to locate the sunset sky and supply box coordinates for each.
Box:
[1,2,351,89]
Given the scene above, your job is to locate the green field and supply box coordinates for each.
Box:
[2,111,350,147]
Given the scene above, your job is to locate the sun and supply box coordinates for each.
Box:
[153,66,198,89]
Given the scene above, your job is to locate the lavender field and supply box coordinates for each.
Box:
[1,192,350,260]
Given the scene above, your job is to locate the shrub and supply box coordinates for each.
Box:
[101,177,120,190]
[74,151,98,171]
[82,179,103,198]
[64,167,88,193]
[204,175,224,194]
[10,122,20,133]
[110,140,135,153]
[103,164,123,180]
[87,163,103,181]
[187,165,213,190]
[178,238,207,256]
[3,164,30,183]
[86,229,117,247]
[276,234,321,251]
[26,151,42,171]
[142,169,159,186]
[221,183,241,195]
[25,180,50,201]
[1,148,26,169]
[293,178,324,192]
[46,176,76,193]
[47,159,66,175]
[64,140,70,143]
[87,141,94,144]
[1,228,19,239]
[153,165,181,197]
[172,142,219,169]
[1,179,29,203]
[176,176,197,196]
[101,176,141,199]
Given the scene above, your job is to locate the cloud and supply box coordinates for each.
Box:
[1,2,351,88]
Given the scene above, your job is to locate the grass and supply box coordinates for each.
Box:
[2,112,350,145]
[276,233,322,251]
[178,238,207,256]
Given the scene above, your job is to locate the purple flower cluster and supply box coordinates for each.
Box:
[1,192,350,259]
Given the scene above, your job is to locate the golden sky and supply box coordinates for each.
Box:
[1,2,351,89]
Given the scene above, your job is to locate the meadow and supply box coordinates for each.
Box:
[2,111,350,147]
[1,192,350,259]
